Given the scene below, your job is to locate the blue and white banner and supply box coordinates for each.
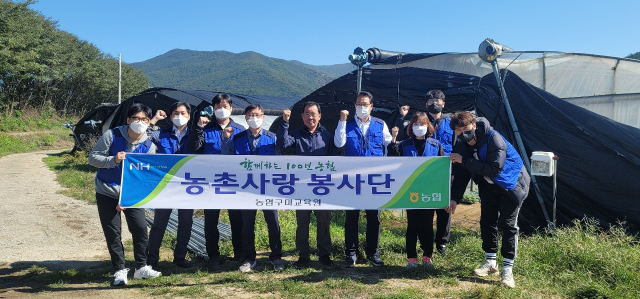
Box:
[120,154,451,210]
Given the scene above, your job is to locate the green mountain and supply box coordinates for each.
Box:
[131,49,353,98]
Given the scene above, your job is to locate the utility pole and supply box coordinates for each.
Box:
[118,53,122,104]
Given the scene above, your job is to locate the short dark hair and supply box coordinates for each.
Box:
[212,93,233,107]
[127,103,152,119]
[406,112,434,138]
[355,91,374,104]
[426,89,445,102]
[302,101,321,114]
[244,103,263,115]
[170,101,191,115]
[449,111,476,130]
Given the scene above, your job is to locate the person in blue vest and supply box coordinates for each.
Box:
[334,91,392,267]
[145,101,195,269]
[89,103,162,286]
[187,93,245,272]
[447,111,530,288]
[396,89,454,256]
[388,112,444,268]
[276,102,335,268]
[229,103,285,272]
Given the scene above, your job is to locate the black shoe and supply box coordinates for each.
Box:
[366,255,385,267]
[207,257,220,272]
[319,256,333,266]
[173,258,192,268]
[437,244,447,255]
[229,255,242,262]
[294,257,312,269]
[343,255,356,268]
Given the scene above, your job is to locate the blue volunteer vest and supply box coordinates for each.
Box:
[344,117,385,157]
[203,122,244,154]
[234,129,276,155]
[434,117,453,156]
[401,137,440,157]
[157,127,194,154]
[96,128,152,186]
[477,130,523,190]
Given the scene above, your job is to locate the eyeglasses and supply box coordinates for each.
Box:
[246,113,263,118]
[130,117,150,123]
[355,103,371,107]
[303,113,320,118]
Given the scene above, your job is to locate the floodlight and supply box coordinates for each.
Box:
[478,38,512,63]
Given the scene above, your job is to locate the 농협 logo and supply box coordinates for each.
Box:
[129,162,150,170]
[409,192,419,203]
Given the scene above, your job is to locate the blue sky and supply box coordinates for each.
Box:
[30,0,640,66]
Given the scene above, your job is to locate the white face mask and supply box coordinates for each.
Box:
[247,117,263,129]
[129,120,148,134]
[412,125,429,137]
[171,115,188,127]
[356,106,370,119]
[214,108,231,119]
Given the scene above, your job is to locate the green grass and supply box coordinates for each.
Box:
[0,109,77,157]
[20,150,640,298]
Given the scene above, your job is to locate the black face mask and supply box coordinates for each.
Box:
[427,103,444,114]
[459,129,476,144]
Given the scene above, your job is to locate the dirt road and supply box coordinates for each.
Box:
[0,150,143,298]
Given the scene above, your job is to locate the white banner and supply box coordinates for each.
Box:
[120,154,451,210]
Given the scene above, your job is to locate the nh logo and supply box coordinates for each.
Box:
[130,163,150,170]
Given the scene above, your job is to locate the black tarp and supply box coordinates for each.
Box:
[289,67,640,232]
[73,87,297,150]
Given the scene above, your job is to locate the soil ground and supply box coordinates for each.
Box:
[0,150,481,298]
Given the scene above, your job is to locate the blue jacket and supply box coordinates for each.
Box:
[401,137,441,157]
[188,120,244,154]
[96,129,152,186]
[233,129,277,155]
[432,115,453,156]
[152,127,194,154]
[344,117,385,157]
[450,118,530,205]
[276,121,334,156]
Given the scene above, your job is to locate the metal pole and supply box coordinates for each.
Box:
[552,158,558,228]
[118,53,122,104]
[490,61,552,227]
[357,65,363,93]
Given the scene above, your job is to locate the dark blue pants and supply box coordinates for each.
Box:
[435,208,451,247]
[147,209,193,264]
[241,210,282,262]
[479,182,522,260]
[96,193,148,270]
[344,210,380,258]
[296,210,332,258]
[204,209,243,259]
[406,209,434,258]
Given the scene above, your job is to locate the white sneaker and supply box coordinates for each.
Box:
[133,265,162,279]
[501,268,516,288]
[473,260,499,277]
[113,268,129,286]
[239,260,256,273]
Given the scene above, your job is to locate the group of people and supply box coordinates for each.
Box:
[88,89,529,288]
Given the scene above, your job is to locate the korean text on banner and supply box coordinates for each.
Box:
[120,154,451,210]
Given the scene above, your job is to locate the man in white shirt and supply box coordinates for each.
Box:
[334,91,392,267]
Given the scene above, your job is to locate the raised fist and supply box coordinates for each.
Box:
[399,105,410,116]
[283,109,291,122]
[198,116,210,128]
[391,126,399,138]
[223,126,234,139]
[340,110,349,122]
[155,110,167,120]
